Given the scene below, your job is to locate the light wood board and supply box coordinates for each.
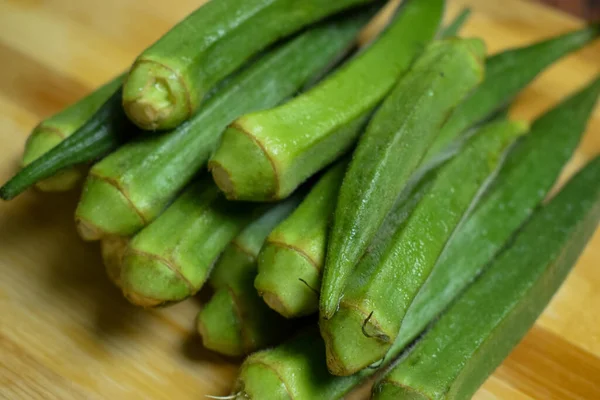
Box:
[0,0,599,398]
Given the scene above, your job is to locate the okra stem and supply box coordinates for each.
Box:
[439,8,471,38]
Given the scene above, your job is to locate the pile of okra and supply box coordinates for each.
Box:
[2,0,599,398]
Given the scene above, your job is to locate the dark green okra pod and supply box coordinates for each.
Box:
[122,0,385,130]
[119,178,256,307]
[20,75,124,192]
[255,160,348,318]
[74,15,372,241]
[0,86,137,201]
[387,75,600,358]
[229,78,600,399]
[198,197,302,356]
[373,156,600,400]
[321,37,486,319]
[422,22,600,163]
[209,0,444,201]
[321,119,526,376]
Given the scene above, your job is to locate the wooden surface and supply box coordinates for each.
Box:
[0,0,599,399]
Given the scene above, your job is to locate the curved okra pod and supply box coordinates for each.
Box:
[321,37,487,319]
[74,15,373,241]
[386,75,600,358]
[0,86,137,201]
[119,178,256,307]
[254,160,347,318]
[101,236,131,288]
[321,119,526,376]
[422,22,600,164]
[209,0,444,201]
[19,75,124,192]
[122,0,385,130]
[198,196,302,356]
[373,156,600,400]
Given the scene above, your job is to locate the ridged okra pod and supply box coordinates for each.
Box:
[373,156,600,400]
[74,16,372,241]
[229,79,600,398]
[321,37,486,319]
[209,0,444,201]
[385,75,600,359]
[255,160,348,319]
[422,22,600,163]
[119,178,256,307]
[0,87,137,201]
[198,196,302,356]
[20,75,123,192]
[321,119,526,376]
[122,0,384,130]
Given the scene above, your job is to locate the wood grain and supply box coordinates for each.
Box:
[0,0,599,399]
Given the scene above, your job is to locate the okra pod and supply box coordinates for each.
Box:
[122,0,384,130]
[254,160,347,318]
[0,87,137,201]
[321,37,487,319]
[439,8,471,38]
[209,0,444,201]
[210,196,301,290]
[119,178,255,307]
[20,75,124,192]
[423,22,600,163]
[74,15,372,241]
[100,236,130,288]
[386,75,600,359]
[373,156,600,400]
[321,119,526,376]
[229,80,600,397]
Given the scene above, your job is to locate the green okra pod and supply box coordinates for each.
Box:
[372,156,600,400]
[101,236,131,288]
[0,85,137,201]
[209,0,444,201]
[122,0,385,130]
[422,22,600,163]
[439,8,471,38]
[321,37,487,319]
[321,119,526,376]
[385,75,600,359]
[119,178,256,307]
[254,160,347,319]
[20,75,124,193]
[228,80,600,397]
[74,15,372,241]
[198,196,302,356]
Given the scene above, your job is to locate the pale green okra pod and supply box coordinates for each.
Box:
[75,15,372,241]
[119,178,256,307]
[255,160,348,319]
[198,196,302,356]
[209,0,444,201]
[321,119,526,376]
[373,155,600,400]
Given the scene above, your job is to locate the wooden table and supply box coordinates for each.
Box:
[0,0,599,399]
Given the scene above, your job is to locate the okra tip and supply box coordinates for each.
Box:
[371,379,430,400]
[319,307,391,376]
[100,236,130,288]
[209,122,278,201]
[75,175,146,241]
[120,248,193,307]
[233,360,292,400]
[123,59,192,131]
